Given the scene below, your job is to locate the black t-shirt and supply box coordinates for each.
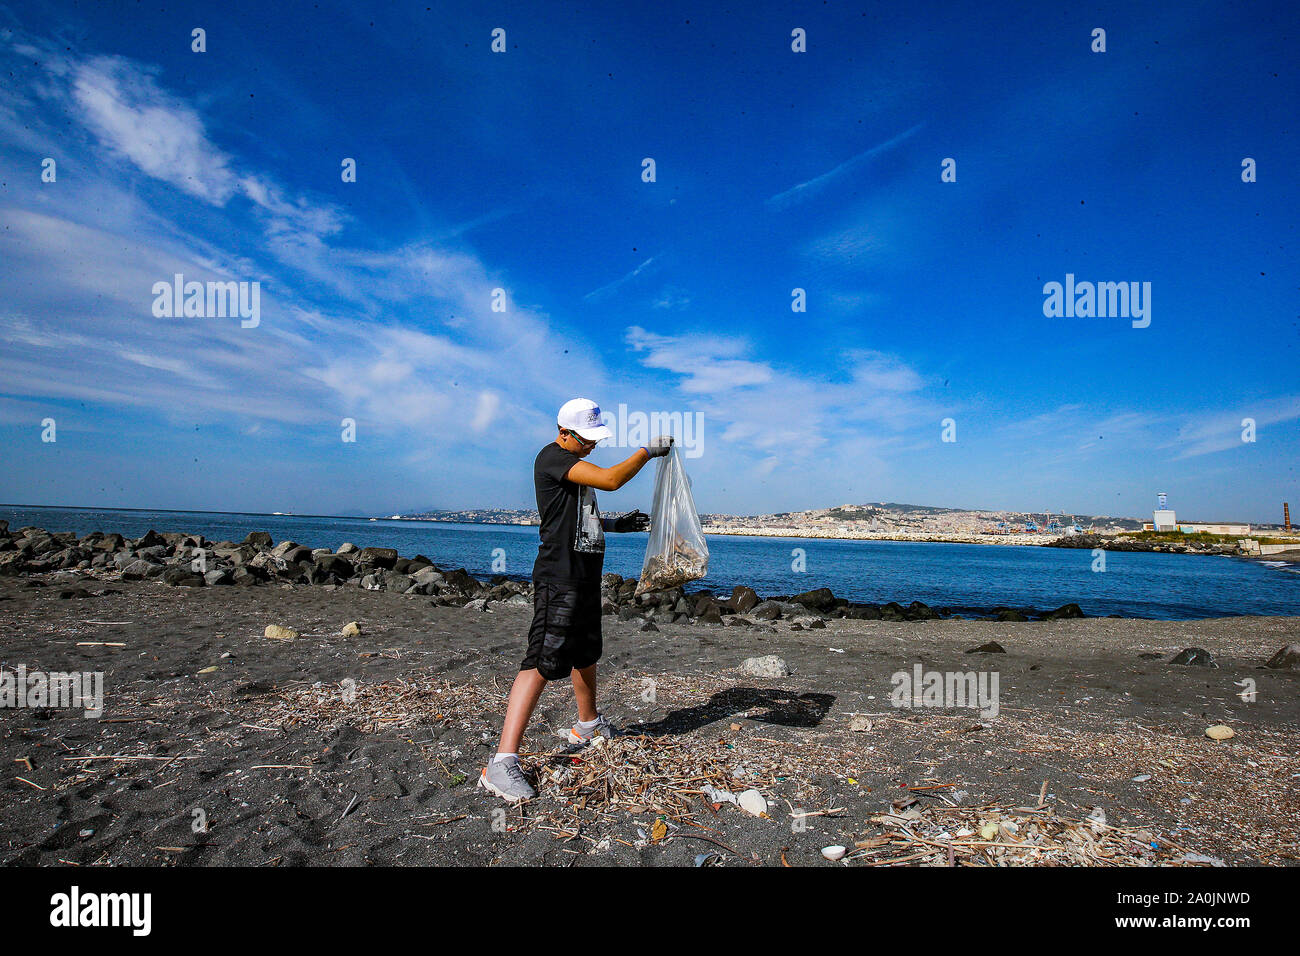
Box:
[532,442,606,584]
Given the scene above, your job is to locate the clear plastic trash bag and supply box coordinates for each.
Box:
[636,445,709,595]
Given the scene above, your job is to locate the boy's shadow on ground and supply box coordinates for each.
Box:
[623,688,835,737]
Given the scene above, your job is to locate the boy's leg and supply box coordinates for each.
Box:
[570,664,598,724]
[497,668,547,755]
[566,588,614,744]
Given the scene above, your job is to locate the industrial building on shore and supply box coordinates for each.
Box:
[1143,493,1251,536]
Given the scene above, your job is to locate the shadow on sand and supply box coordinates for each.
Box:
[623,687,835,737]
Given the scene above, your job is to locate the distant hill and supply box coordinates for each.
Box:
[392,501,1145,531]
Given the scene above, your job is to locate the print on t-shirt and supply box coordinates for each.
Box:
[573,485,605,554]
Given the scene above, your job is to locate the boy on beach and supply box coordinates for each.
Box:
[479,397,672,802]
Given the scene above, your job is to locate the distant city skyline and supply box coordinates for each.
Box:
[0,1,1296,524]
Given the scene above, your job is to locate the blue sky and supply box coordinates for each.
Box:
[0,0,1296,522]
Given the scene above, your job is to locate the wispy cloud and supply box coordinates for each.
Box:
[583,256,658,302]
[0,35,607,456]
[624,325,938,472]
[1166,396,1300,460]
[767,122,926,209]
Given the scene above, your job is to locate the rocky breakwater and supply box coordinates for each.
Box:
[1045,533,1242,556]
[0,522,1090,624]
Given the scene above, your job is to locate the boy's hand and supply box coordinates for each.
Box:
[643,435,674,458]
[612,510,651,532]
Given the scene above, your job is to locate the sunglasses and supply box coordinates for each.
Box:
[565,429,598,447]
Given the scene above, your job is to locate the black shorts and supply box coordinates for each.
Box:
[522,579,603,680]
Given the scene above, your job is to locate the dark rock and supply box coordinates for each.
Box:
[386,574,415,594]
[204,569,233,586]
[698,606,724,625]
[231,567,259,587]
[750,600,781,620]
[26,534,59,555]
[995,609,1028,622]
[966,641,1006,654]
[880,602,907,621]
[122,560,163,580]
[692,595,720,617]
[1265,644,1300,670]
[1041,603,1085,620]
[617,606,643,622]
[135,529,166,549]
[639,619,659,632]
[843,605,882,620]
[727,585,760,614]
[244,531,273,548]
[314,555,354,579]
[1170,647,1217,667]
[441,568,482,594]
[281,546,314,565]
[906,601,939,621]
[357,547,399,569]
[162,566,205,587]
[790,587,836,611]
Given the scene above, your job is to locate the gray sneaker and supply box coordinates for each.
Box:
[478,756,537,802]
[567,714,619,745]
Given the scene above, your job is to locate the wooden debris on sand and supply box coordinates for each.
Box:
[850,796,1203,866]
[537,734,759,819]
[251,676,506,734]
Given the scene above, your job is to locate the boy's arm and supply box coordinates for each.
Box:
[565,435,674,492]
[566,449,651,492]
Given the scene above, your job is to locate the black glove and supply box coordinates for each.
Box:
[612,510,651,533]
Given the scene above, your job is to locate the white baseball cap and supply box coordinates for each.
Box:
[557,397,613,441]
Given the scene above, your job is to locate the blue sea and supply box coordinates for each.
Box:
[3,505,1298,620]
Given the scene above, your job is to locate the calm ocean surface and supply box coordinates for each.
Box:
[3,505,1298,620]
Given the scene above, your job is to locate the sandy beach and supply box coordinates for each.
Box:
[3,569,1298,867]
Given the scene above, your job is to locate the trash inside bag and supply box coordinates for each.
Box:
[636,445,709,595]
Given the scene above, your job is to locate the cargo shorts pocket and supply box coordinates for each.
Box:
[538,586,579,678]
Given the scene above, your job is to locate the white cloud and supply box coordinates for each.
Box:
[71,56,240,204]
[624,325,937,470]
[0,39,609,460]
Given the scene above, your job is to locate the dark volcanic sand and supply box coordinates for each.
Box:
[1,574,1297,866]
